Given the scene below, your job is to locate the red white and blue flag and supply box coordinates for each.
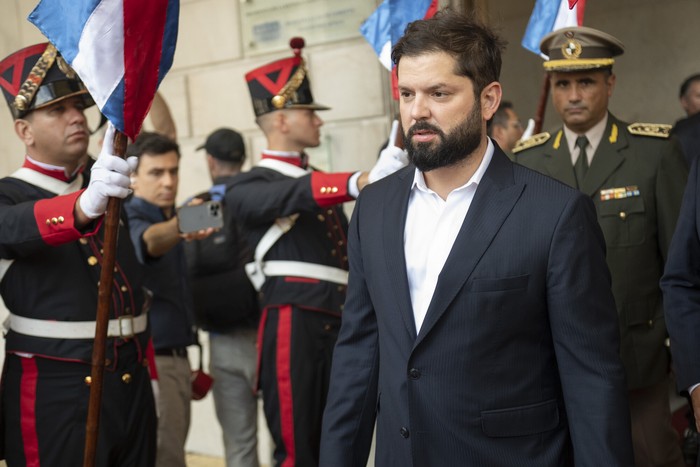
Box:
[360,0,438,71]
[28,0,179,139]
[522,0,585,56]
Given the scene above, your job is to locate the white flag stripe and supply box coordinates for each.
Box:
[379,40,392,71]
[73,0,125,108]
[552,1,578,31]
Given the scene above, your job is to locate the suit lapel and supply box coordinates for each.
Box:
[542,130,577,188]
[580,115,627,197]
[415,150,525,347]
[382,167,418,340]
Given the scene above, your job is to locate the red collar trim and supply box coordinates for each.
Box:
[22,157,84,182]
[261,152,307,168]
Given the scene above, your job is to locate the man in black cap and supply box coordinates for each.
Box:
[0,42,156,465]
[185,128,260,467]
[515,26,687,467]
[228,38,407,466]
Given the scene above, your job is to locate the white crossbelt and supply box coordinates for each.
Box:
[244,158,348,290]
[246,260,349,290]
[5,312,148,339]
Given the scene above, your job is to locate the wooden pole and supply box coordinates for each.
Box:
[534,73,551,135]
[83,130,128,467]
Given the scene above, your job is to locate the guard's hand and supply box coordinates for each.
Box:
[368,120,409,183]
[78,123,138,219]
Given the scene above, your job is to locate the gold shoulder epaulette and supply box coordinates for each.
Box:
[627,123,672,138]
[512,132,551,154]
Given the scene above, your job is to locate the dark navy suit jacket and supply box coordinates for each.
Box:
[320,147,634,467]
[662,157,700,393]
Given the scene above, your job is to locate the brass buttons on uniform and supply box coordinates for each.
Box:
[317,214,325,222]
[121,373,132,384]
[87,256,98,266]
[319,186,339,194]
[79,238,88,245]
[84,376,92,386]
[104,359,111,367]
[51,217,58,225]
[323,324,333,332]
[121,285,128,292]
[57,216,64,223]
[619,211,627,220]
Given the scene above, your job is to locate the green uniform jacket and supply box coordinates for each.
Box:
[515,113,688,390]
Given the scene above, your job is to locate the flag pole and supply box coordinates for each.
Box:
[83,129,128,467]
[533,73,550,135]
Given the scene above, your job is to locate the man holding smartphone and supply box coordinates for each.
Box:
[124,132,212,467]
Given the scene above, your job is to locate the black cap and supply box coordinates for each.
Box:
[197,128,246,163]
[0,42,94,119]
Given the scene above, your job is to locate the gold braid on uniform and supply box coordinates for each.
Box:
[14,43,58,113]
[513,132,551,154]
[627,123,672,138]
[271,60,307,110]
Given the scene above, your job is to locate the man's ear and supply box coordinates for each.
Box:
[481,81,502,121]
[14,118,34,146]
[274,111,288,134]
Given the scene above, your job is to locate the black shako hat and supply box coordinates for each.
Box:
[0,42,94,119]
[245,37,330,117]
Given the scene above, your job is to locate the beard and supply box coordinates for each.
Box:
[404,103,483,172]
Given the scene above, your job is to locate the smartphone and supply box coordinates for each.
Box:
[177,200,224,233]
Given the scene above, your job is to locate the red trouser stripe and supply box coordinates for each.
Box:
[20,357,40,467]
[276,305,295,467]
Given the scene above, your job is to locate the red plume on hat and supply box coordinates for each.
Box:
[245,37,329,117]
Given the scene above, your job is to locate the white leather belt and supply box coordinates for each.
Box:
[246,260,348,290]
[5,312,148,339]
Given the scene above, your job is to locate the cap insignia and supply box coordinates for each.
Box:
[272,60,306,109]
[56,55,76,79]
[561,39,582,60]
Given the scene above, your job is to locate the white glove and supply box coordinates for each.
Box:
[520,118,536,141]
[368,120,409,183]
[79,123,138,219]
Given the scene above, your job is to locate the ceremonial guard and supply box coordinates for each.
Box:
[0,43,155,466]
[229,38,406,467]
[515,27,687,466]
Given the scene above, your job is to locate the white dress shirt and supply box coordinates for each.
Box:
[404,139,495,332]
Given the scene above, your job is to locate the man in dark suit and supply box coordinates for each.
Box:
[663,157,700,467]
[515,26,687,467]
[320,11,633,467]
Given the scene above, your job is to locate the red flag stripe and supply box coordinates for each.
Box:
[122,0,169,137]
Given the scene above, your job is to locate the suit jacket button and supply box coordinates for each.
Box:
[400,427,409,438]
[409,368,421,380]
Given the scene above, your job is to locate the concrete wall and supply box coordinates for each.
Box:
[0,0,698,461]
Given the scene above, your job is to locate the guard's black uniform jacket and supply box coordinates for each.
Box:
[0,168,150,362]
[227,152,354,467]
[0,161,155,467]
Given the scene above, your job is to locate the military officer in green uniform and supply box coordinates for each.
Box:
[515,26,687,467]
